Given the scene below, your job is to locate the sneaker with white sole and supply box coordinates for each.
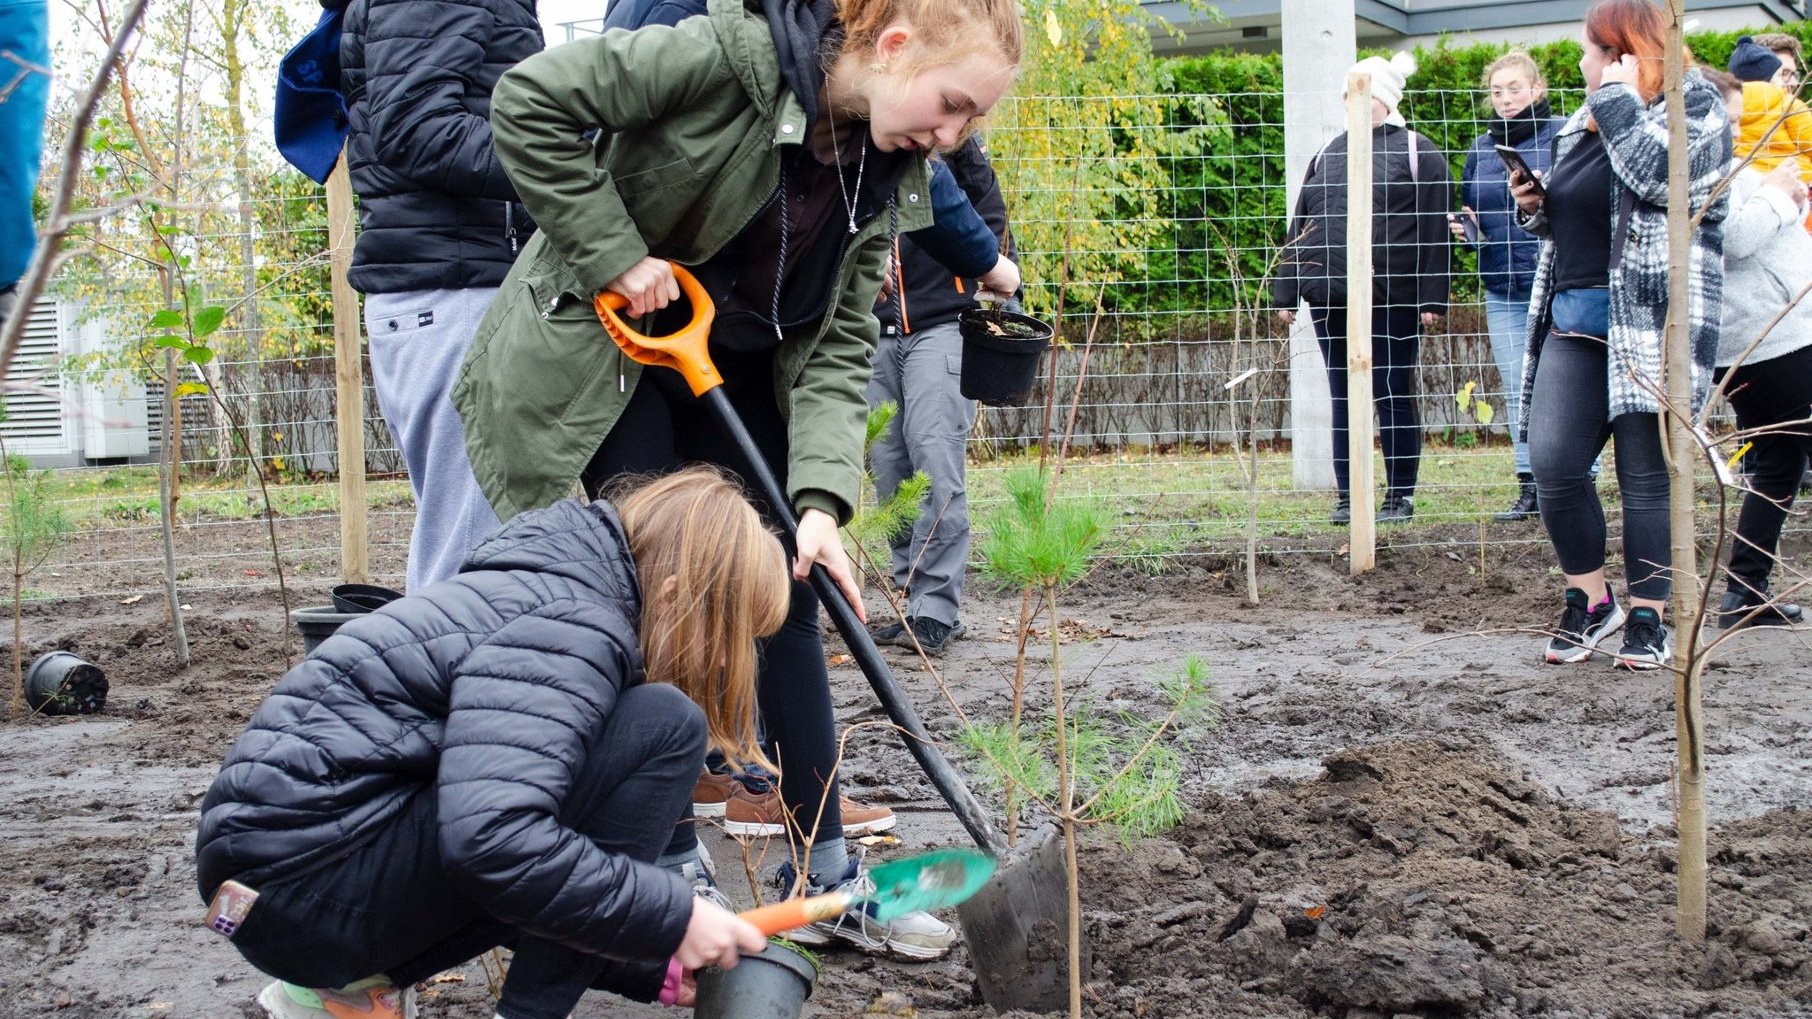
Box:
[769,857,958,961]
[1615,607,1673,671]
[257,980,416,1019]
[1545,587,1625,664]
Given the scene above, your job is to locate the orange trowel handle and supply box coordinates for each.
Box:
[594,263,720,397]
[737,891,856,937]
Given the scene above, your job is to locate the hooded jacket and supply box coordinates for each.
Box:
[599,0,1001,279]
[1274,123,1453,314]
[194,499,691,992]
[453,0,934,522]
[339,0,543,294]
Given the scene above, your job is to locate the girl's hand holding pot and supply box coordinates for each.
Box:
[676,897,766,972]
[796,508,866,622]
[977,255,1021,303]
[606,256,682,318]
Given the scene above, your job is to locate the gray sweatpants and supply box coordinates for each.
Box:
[365,288,503,592]
[865,320,977,626]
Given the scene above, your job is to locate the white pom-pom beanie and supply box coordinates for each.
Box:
[1350,51,1418,112]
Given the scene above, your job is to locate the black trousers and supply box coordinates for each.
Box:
[582,348,844,846]
[1716,343,1812,596]
[1310,302,1424,501]
[228,684,704,1019]
[1528,333,1673,601]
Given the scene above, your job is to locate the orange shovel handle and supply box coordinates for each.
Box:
[737,891,855,937]
[594,263,720,396]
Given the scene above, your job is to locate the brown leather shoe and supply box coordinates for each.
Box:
[722,786,898,838]
[692,769,736,819]
[840,795,896,836]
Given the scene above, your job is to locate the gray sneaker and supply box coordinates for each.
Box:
[770,857,957,960]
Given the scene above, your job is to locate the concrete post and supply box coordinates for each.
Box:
[1279,0,1355,491]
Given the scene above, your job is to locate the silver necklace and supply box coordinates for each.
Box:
[826,102,867,234]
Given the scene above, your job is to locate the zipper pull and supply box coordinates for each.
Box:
[506,203,519,254]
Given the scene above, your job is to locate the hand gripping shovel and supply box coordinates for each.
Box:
[594,268,1005,856]
[737,847,995,936]
[598,268,1078,1012]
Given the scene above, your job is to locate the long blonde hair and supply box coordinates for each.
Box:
[612,467,788,773]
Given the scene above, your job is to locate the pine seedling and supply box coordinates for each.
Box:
[0,435,71,714]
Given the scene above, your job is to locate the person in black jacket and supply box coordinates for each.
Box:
[338,0,542,592]
[1275,52,1453,525]
[196,468,784,1019]
[867,135,1012,656]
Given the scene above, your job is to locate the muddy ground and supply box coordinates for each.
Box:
[0,519,1808,1018]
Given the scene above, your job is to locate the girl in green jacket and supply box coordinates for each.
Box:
[456,0,1022,960]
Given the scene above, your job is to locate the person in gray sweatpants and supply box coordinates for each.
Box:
[867,136,1016,656]
[339,0,543,590]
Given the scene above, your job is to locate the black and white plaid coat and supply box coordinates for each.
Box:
[1515,72,1731,441]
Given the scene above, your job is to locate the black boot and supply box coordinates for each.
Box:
[1329,497,1352,525]
[1496,474,1539,522]
[1718,585,1805,629]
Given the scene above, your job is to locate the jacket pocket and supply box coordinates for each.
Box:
[614,157,697,198]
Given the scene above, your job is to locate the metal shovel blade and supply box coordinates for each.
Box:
[863,848,997,923]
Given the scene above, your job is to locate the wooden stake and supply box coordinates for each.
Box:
[327,155,369,585]
[1660,1,1706,942]
[1344,71,1376,575]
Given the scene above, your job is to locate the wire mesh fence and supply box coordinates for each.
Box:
[4,76,1800,597]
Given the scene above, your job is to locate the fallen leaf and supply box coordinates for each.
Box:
[119,595,144,605]
[826,654,852,667]
[180,604,192,611]
[428,973,466,985]
[1305,904,1327,920]
[242,569,261,577]
[856,834,901,847]
[1337,544,1350,557]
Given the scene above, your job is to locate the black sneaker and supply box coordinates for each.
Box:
[1376,495,1415,524]
[1615,607,1673,671]
[902,616,963,656]
[1717,588,1804,629]
[1329,498,1352,524]
[1495,476,1539,522]
[1545,587,1626,664]
[870,619,909,646]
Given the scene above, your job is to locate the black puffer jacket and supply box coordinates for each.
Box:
[1274,123,1453,314]
[194,500,692,971]
[339,0,542,293]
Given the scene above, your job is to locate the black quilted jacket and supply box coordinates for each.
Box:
[194,499,693,972]
[338,0,542,293]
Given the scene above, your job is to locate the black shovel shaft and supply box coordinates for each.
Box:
[702,388,1005,855]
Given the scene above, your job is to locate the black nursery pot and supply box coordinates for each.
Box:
[24,651,109,715]
[330,583,404,614]
[290,606,365,656]
[693,941,818,1019]
[958,307,1054,407]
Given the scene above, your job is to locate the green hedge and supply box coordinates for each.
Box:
[1136,23,1811,315]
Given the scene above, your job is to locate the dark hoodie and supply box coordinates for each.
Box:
[195,498,691,985]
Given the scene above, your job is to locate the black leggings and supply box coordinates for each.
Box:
[1716,343,1812,596]
[228,684,704,1019]
[581,348,844,847]
[1528,333,1673,601]
[1310,302,1424,500]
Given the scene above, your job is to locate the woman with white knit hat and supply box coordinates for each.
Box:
[1276,51,1453,525]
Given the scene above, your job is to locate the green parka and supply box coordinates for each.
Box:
[453,0,933,522]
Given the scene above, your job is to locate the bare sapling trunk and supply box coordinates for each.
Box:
[1660,0,1705,941]
[160,342,191,666]
[1045,585,1082,1019]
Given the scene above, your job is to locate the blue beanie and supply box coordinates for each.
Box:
[1728,36,1784,83]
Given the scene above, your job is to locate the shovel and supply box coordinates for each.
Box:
[594,267,1005,855]
[736,847,995,936]
[597,267,1081,1012]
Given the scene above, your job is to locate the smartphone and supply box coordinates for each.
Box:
[1495,144,1545,197]
[204,879,259,938]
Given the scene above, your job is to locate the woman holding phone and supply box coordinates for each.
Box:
[1508,0,1730,670]
[1450,51,1562,522]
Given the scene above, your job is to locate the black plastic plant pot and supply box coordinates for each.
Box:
[957,307,1054,407]
[23,651,109,715]
[330,583,404,614]
[957,825,1088,1013]
[290,606,364,656]
[693,940,818,1019]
